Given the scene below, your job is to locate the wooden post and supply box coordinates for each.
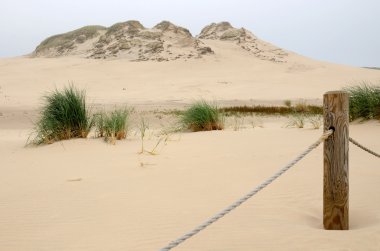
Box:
[323,91,349,230]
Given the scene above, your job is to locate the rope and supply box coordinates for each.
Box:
[349,137,380,158]
[159,130,333,251]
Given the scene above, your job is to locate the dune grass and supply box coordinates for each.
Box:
[94,111,106,138]
[308,114,323,129]
[138,117,149,153]
[35,25,106,53]
[286,113,306,128]
[32,85,92,144]
[344,83,380,120]
[95,108,129,142]
[221,104,322,116]
[181,101,224,131]
[284,100,292,107]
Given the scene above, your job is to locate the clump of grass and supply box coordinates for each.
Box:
[294,101,308,112]
[138,117,149,153]
[32,85,92,144]
[232,115,244,131]
[94,112,106,138]
[344,83,380,120]
[308,114,323,129]
[250,116,264,128]
[145,134,170,155]
[284,99,292,107]
[181,101,224,131]
[286,113,306,128]
[95,108,129,143]
[221,104,322,116]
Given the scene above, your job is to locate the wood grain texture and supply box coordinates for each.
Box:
[323,91,349,230]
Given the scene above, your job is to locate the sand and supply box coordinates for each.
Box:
[1,40,380,108]
[0,40,380,250]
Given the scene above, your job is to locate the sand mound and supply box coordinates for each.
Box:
[32,20,291,62]
[89,20,214,61]
[32,20,214,61]
[33,25,107,57]
[199,22,288,62]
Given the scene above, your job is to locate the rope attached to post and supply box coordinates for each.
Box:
[159,130,333,251]
[349,137,380,158]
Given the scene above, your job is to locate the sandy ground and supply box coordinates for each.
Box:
[0,44,380,250]
[0,115,379,251]
[1,40,380,108]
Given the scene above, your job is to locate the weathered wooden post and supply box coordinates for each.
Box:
[323,91,349,230]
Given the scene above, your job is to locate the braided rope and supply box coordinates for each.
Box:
[349,137,380,158]
[160,130,333,251]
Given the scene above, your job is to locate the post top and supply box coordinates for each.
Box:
[324,90,349,95]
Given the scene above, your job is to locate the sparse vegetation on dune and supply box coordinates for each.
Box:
[286,113,306,128]
[31,85,92,145]
[286,113,322,129]
[344,83,380,120]
[308,114,323,129]
[284,100,292,107]
[94,108,129,143]
[30,84,380,146]
[106,20,144,35]
[94,111,106,138]
[181,101,224,131]
[363,67,380,71]
[221,104,322,116]
[35,25,106,54]
[138,117,149,153]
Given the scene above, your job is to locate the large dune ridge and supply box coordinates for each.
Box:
[0,20,380,251]
[1,42,380,109]
[1,21,380,108]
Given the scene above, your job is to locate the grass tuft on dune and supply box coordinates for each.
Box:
[31,85,93,145]
[94,108,129,143]
[345,82,380,120]
[34,25,106,54]
[181,101,224,131]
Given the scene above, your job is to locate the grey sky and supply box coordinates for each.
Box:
[1,0,379,66]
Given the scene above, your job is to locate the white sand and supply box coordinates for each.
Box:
[0,41,380,250]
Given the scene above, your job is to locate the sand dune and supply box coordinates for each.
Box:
[1,21,379,109]
[1,46,379,109]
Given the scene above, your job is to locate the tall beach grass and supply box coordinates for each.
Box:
[181,101,224,131]
[344,83,380,120]
[32,85,92,144]
[95,108,129,142]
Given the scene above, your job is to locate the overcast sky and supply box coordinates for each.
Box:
[1,0,379,67]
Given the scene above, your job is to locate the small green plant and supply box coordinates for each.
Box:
[95,108,129,143]
[145,135,170,155]
[294,100,308,113]
[31,85,92,144]
[287,113,306,128]
[181,101,224,131]
[94,112,106,138]
[344,83,380,120]
[105,109,129,142]
[232,115,244,131]
[250,116,264,128]
[284,99,292,107]
[138,117,149,153]
[308,114,323,129]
